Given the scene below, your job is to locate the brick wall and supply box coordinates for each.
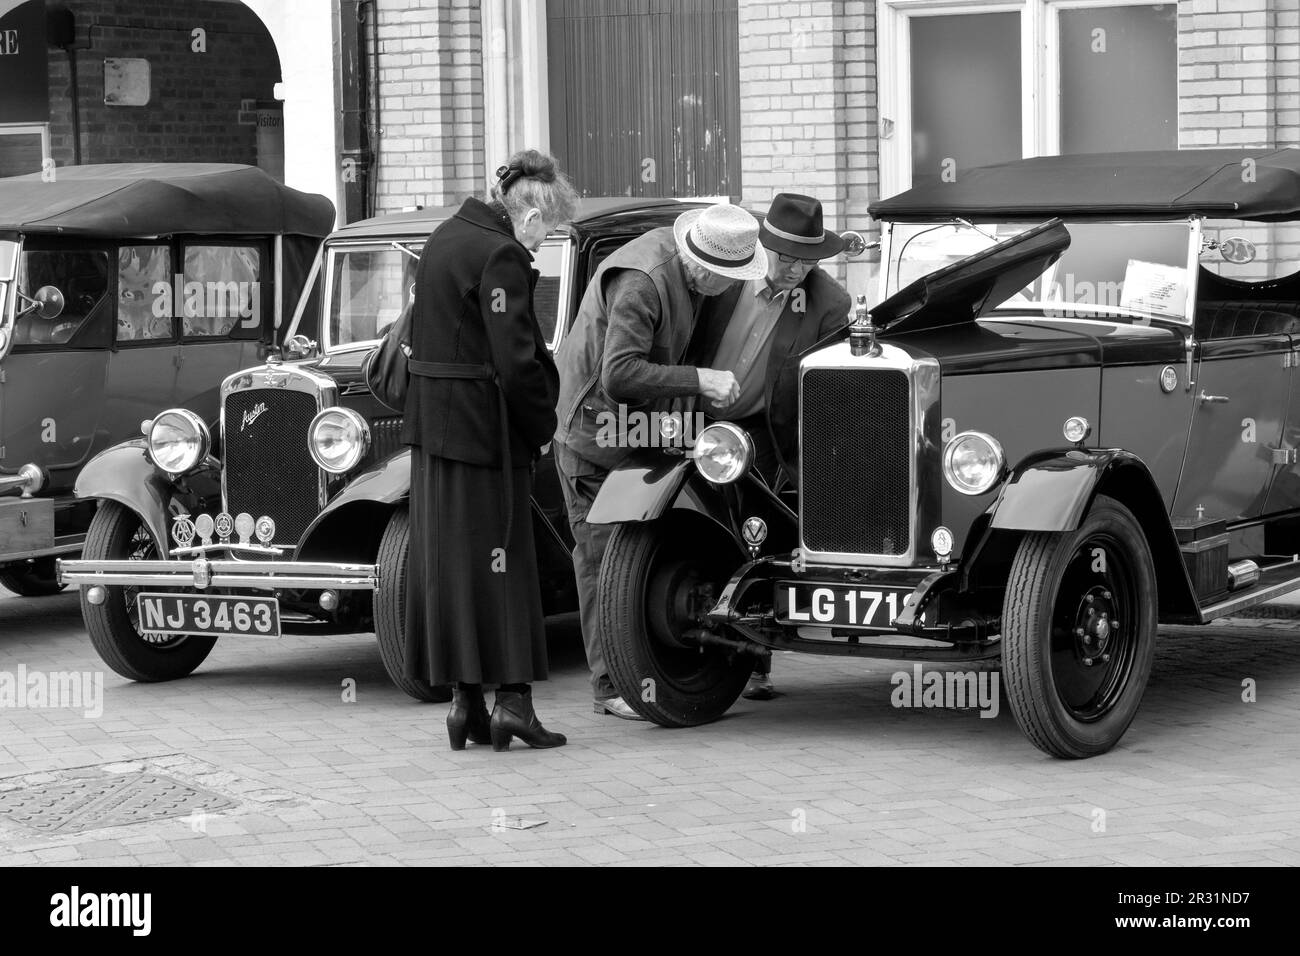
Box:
[37,0,279,168]
[372,0,483,213]
[736,0,876,298]
[1179,0,1300,148]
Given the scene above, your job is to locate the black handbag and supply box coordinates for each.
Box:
[363,300,413,414]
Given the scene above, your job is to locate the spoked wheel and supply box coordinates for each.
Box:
[81,501,215,682]
[374,506,452,702]
[598,515,751,726]
[1002,495,1157,758]
[0,557,67,596]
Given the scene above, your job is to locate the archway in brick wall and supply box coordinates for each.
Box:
[0,0,281,174]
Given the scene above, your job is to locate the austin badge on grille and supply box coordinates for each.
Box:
[171,514,196,549]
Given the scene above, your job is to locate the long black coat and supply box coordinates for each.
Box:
[402,197,559,465]
[401,197,558,687]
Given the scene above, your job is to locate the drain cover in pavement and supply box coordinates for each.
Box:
[0,770,236,834]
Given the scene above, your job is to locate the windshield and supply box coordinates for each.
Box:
[885,220,1194,323]
[324,236,571,351]
[327,242,420,349]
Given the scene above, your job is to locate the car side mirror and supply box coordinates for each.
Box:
[16,285,66,320]
[284,333,318,359]
[840,231,881,258]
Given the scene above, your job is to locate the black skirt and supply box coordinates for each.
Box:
[403,452,549,686]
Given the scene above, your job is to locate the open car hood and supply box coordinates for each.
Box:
[875,218,1071,335]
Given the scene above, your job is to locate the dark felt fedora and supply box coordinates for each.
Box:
[758,193,845,260]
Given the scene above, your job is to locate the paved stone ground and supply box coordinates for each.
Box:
[1,586,1299,866]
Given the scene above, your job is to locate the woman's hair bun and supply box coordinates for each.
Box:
[491,147,578,224]
[516,149,556,182]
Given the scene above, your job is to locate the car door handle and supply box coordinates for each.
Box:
[1199,391,1229,404]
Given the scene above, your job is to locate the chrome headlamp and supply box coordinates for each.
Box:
[692,422,754,485]
[147,409,210,476]
[942,431,1005,496]
[309,407,370,473]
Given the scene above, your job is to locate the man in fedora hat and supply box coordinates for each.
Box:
[554,202,768,719]
[690,193,853,700]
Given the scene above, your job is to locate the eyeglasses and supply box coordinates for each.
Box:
[777,253,818,265]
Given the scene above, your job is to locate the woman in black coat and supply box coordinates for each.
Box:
[402,149,577,750]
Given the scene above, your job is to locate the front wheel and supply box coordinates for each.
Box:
[374,506,451,702]
[1001,494,1157,759]
[81,501,215,682]
[0,557,67,596]
[598,516,751,726]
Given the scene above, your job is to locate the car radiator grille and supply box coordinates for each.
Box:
[223,388,321,546]
[800,367,912,556]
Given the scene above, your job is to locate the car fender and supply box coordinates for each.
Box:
[992,448,1151,532]
[587,452,696,525]
[73,439,221,554]
[297,448,411,552]
[588,450,793,549]
[989,447,1196,615]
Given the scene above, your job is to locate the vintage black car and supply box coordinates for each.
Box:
[591,148,1300,759]
[56,197,706,699]
[0,164,333,596]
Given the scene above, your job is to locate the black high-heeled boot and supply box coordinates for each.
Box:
[490,687,567,751]
[447,684,492,750]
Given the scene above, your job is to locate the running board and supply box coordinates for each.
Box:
[1198,559,1300,622]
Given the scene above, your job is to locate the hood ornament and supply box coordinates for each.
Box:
[848,294,881,357]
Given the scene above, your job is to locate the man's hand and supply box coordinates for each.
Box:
[697,368,740,407]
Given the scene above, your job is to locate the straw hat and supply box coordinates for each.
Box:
[673,203,768,281]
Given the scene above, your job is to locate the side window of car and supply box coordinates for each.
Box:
[14,249,111,348]
[181,244,263,339]
[117,245,173,342]
[328,245,417,348]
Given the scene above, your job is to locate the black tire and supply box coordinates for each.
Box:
[0,557,67,596]
[598,517,751,726]
[81,501,216,682]
[1002,494,1157,759]
[374,506,451,702]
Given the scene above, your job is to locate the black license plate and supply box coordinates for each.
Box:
[135,593,280,638]
[775,581,913,628]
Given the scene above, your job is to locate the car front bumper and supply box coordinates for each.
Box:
[706,555,1001,662]
[57,557,377,591]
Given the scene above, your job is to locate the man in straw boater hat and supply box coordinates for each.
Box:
[554,203,768,720]
[688,193,853,700]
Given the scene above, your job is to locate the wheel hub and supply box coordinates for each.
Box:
[647,560,716,650]
[1073,587,1118,666]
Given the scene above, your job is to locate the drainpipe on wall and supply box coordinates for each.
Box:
[335,0,372,223]
[47,3,80,165]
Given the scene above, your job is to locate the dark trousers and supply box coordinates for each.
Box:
[553,442,618,700]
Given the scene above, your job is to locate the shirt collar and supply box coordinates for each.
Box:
[755,278,789,305]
